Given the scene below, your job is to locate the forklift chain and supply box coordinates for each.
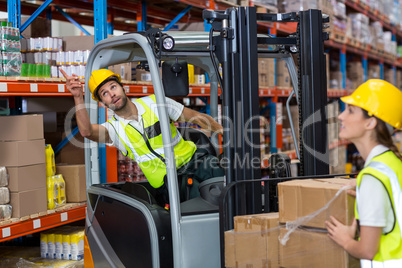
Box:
[296,21,304,176]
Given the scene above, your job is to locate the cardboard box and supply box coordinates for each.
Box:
[56,164,86,202]
[225,230,236,268]
[258,58,275,87]
[0,114,43,141]
[62,35,95,51]
[0,139,45,167]
[234,213,280,268]
[55,133,85,165]
[279,228,360,268]
[7,164,46,192]
[10,187,47,218]
[278,178,355,229]
[20,17,51,38]
[135,69,152,82]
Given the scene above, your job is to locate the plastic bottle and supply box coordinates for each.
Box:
[54,174,66,206]
[45,144,56,177]
[40,232,48,258]
[62,231,71,260]
[46,176,57,210]
[47,233,55,259]
[54,231,63,259]
[71,229,84,260]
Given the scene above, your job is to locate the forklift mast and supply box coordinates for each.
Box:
[204,6,329,214]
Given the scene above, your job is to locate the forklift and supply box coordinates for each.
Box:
[83,7,330,267]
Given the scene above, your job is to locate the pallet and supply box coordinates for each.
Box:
[0,202,86,226]
[346,37,359,48]
[254,3,278,14]
[215,0,238,7]
[330,30,346,44]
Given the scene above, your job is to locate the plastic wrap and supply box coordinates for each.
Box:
[0,186,10,204]
[0,204,12,220]
[225,179,360,268]
[0,166,8,187]
[47,174,66,209]
[2,51,22,76]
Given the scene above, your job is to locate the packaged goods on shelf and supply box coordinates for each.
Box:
[0,204,12,220]
[276,58,291,87]
[0,166,8,187]
[368,65,381,80]
[346,61,364,90]
[2,52,22,76]
[329,145,346,174]
[384,67,396,86]
[41,226,84,260]
[0,22,21,53]
[0,187,10,204]
[278,178,356,229]
[278,0,317,12]
[370,21,384,50]
[56,164,86,203]
[46,174,66,209]
[117,153,146,183]
[258,58,275,87]
[26,37,62,52]
[346,13,371,44]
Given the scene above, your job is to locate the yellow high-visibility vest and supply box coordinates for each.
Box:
[355,151,402,268]
[107,95,197,188]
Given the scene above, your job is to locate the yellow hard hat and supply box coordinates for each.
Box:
[88,69,121,101]
[341,79,402,129]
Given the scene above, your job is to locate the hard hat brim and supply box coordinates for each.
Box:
[340,95,358,106]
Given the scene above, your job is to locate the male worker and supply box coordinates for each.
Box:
[60,68,224,204]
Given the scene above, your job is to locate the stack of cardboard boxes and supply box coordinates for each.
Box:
[0,115,47,218]
[225,178,360,268]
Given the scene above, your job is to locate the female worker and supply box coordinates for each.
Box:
[325,79,402,267]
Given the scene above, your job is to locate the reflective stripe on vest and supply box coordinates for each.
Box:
[361,259,402,268]
[110,118,181,163]
[368,161,402,240]
[107,95,197,188]
[356,152,402,266]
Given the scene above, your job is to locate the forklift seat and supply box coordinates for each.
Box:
[177,127,217,157]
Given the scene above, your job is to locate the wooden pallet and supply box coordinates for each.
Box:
[360,42,368,51]
[346,37,359,48]
[330,30,346,44]
[254,3,278,14]
[216,0,238,7]
[0,202,86,226]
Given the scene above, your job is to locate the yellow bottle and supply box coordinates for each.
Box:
[62,231,71,260]
[45,144,56,177]
[40,232,48,258]
[54,174,66,206]
[47,233,55,259]
[46,176,57,210]
[54,231,63,259]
